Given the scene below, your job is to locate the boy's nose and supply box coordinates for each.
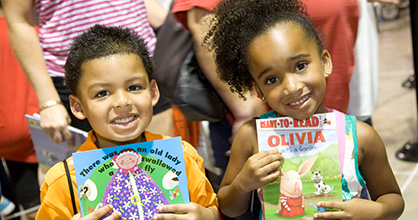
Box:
[113,90,132,108]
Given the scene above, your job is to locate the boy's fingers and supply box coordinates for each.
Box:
[104,209,122,220]
[158,203,188,213]
[86,205,114,219]
[70,213,81,220]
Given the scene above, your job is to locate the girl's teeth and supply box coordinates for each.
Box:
[289,95,310,106]
[113,116,135,124]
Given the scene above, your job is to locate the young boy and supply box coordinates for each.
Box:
[36,24,219,220]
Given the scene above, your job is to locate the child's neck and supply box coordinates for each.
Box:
[94,132,146,149]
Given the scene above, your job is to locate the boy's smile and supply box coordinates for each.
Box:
[248,23,331,120]
[70,53,159,148]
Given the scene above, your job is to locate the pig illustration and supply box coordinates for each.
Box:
[276,155,318,217]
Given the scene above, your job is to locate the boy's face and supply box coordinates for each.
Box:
[70,53,159,147]
[247,23,331,120]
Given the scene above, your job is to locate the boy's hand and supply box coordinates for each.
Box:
[235,150,282,192]
[153,203,218,220]
[313,198,383,220]
[70,205,121,220]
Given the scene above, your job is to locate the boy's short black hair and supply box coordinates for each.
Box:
[64,24,155,95]
[204,0,324,99]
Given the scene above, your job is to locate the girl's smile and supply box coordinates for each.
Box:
[248,23,331,119]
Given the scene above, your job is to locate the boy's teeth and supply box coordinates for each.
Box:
[114,116,135,124]
[289,95,310,106]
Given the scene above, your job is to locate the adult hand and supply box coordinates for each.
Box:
[40,104,73,145]
[70,205,121,220]
[367,0,405,5]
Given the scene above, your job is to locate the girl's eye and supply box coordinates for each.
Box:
[265,76,280,85]
[96,90,110,98]
[295,62,307,72]
[127,85,141,92]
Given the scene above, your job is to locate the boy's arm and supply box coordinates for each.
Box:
[36,162,79,219]
[314,121,404,220]
[2,0,72,144]
[217,120,282,217]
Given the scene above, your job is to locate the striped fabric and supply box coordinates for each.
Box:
[35,0,156,77]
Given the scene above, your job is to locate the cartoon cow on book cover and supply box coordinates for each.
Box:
[276,155,318,217]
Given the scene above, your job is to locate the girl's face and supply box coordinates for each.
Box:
[70,54,159,148]
[247,23,332,120]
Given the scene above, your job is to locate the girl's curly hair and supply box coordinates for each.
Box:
[204,0,323,99]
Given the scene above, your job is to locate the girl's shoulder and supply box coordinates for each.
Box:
[354,119,385,166]
[233,118,259,154]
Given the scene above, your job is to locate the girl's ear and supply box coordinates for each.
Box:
[321,49,333,78]
[69,95,86,120]
[255,86,265,101]
[150,79,160,107]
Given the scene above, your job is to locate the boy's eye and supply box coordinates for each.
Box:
[295,63,307,72]
[265,76,280,85]
[127,85,141,92]
[96,90,110,98]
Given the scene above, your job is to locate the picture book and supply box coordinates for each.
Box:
[256,112,343,219]
[73,137,190,219]
[25,114,87,173]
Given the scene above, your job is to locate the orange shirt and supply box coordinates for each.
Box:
[36,131,218,219]
[0,17,39,163]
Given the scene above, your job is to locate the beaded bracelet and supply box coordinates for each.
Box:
[39,100,64,112]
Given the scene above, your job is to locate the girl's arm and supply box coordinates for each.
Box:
[217,120,282,217]
[356,121,404,219]
[314,121,404,220]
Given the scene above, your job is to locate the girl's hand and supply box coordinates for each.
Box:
[235,150,282,192]
[70,205,121,220]
[153,203,218,220]
[313,198,383,220]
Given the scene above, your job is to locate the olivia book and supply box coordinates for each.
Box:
[256,112,344,219]
[73,137,189,220]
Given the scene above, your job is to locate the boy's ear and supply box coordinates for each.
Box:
[321,49,333,78]
[69,95,86,120]
[150,79,160,107]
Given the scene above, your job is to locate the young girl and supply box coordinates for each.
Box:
[204,0,404,219]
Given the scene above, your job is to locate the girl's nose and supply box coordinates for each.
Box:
[282,74,301,96]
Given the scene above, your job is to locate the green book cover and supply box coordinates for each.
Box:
[73,137,189,219]
[256,112,343,219]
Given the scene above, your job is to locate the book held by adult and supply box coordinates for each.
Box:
[25,114,87,173]
[73,136,190,219]
[256,112,343,219]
